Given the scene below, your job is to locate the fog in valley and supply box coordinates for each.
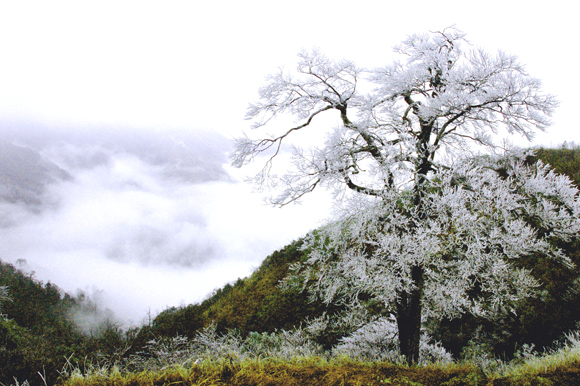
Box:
[0,124,330,324]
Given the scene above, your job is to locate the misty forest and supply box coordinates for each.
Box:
[3,28,580,385]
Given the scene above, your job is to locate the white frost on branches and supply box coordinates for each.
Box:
[131,324,325,370]
[232,28,558,207]
[285,154,579,321]
[233,27,568,362]
[334,317,453,364]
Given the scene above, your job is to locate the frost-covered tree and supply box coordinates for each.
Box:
[232,28,575,364]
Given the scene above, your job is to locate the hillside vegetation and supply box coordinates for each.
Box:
[133,146,580,356]
[2,146,580,385]
[0,262,131,386]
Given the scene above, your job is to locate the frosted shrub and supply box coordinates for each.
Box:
[513,343,537,364]
[192,324,324,361]
[301,308,375,343]
[121,321,456,372]
[132,323,324,367]
[564,330,580,349]
[494,330,580,378]
[124,325,245,371]
[127,335,196,371]
[242,329,324,359]
[420,335,454,364]
[241,331,283,358]
[334,317,453,364]
[190,323,245,361]
[334,318,401,362]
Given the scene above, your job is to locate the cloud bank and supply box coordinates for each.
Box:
[0,124,330,324]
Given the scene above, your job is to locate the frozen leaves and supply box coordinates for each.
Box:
[334,317,453,364]
[292,154,579,320]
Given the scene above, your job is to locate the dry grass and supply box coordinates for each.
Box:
[54,331,580,386]
[58,357,484,386]
[487,332,580,385]
[55,354,580,386]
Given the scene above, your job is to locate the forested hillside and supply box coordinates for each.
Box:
[530,146,580,186]
[131,240,342,351]
[0,262,128,386]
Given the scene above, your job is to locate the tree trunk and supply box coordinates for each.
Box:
[396,265,424,365]
[398,120,430,365]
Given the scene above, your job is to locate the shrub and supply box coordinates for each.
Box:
[334,317,453,365]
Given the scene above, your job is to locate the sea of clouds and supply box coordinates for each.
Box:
[0,123,330,326]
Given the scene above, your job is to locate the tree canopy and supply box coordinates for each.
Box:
[233,28,557,206]
[233,28,576,364]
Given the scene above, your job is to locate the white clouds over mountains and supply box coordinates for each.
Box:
[0,125,329,323]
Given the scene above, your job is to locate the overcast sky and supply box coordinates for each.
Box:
[0,1,578,325]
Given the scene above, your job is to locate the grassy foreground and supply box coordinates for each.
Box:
[58,356,580,386]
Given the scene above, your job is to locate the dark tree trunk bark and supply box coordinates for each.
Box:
[396,265,424,365]
[396,121,430,365]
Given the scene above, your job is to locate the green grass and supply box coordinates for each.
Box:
[59,357,484,386]
[489,333,580,385]
[55,341,580,386]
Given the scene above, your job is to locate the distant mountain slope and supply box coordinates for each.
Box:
[132,240,334,351]
[0,260,81,385]
[0,141,71,210]
[0,259,126,386]
[0,127,231,219]
[529,146,580,186]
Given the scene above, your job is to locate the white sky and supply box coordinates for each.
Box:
[0,1,578,324]
[1,1,577,143]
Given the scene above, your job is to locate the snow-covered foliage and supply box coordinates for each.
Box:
[333,317,452,364]
[233,27,566,363]
[190,324,325,361]
[232,28,557,207]
[131,320,451,369]
[286,154,579,317]
[130,324,325,370]
[242,329,324,359]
